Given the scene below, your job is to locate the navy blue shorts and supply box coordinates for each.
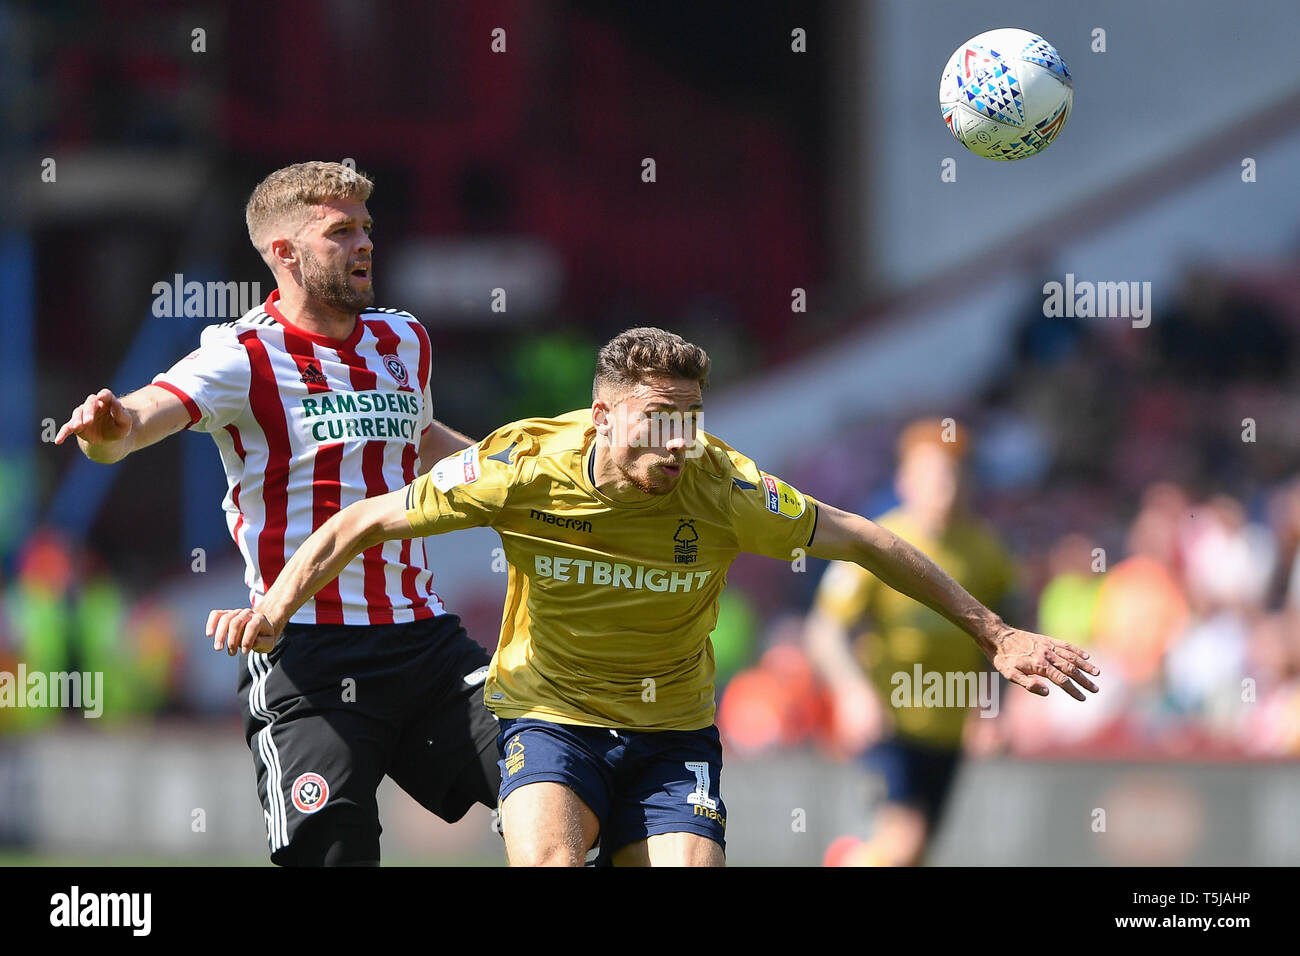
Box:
[862,736,962,827]
[496,717,727,858]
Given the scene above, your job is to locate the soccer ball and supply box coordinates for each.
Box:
[939,28,1073,161]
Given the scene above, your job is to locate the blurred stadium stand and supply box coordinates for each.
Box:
[3,0,1299,863]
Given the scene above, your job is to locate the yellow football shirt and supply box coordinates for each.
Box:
[813,508,1015,747]
[405,410,819,731]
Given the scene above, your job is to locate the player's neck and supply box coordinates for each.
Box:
[274,286,358,342]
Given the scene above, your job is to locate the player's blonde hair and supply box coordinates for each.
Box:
[245,161,374,260]
[594,327,711,400]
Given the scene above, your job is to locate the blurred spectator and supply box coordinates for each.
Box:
[1091,484,1190,688]
[1035,532,1103,649]
[1239,612,1300,755]
[1165,495,1274,735]
[1180,495,1274,616]
[3,531,77,731]
[717,633,829,757]
[1,529,182,731]
[1270,479,1300,609]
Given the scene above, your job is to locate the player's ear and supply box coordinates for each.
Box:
[592,399,610,435]
[269,236,296,268]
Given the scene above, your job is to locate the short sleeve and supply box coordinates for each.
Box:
[417,376,434,441]
[812,560,876,627]
[405,426,517,536]
[410,318,434,439]
[152,325,251,432]
[727,451,819,562]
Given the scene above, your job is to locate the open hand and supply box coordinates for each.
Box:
[988,626,1100,700]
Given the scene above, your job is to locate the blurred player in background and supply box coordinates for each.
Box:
[806,419,1016,866]
[55,161,501,865]
[208,329,1098,867]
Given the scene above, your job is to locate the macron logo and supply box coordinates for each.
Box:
[50,886,151,936]
[528,509,593,533]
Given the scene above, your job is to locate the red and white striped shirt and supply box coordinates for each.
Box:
[154,290,447,625]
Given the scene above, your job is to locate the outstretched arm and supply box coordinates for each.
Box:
[807,501,1100,700]
[54,385,194,464]
[207,487,415,655]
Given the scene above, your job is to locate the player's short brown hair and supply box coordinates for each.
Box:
[245,161,374,258]
[593,328,711,400]
[897,417,970,462]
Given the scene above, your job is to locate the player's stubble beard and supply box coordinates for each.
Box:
[300,247,374,314]
[614,454,681,496]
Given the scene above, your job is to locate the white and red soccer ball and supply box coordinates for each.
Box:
[939,28,1073,161]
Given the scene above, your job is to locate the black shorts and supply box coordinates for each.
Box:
[861,736,962,828]
[236,612,501,866]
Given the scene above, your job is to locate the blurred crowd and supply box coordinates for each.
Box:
[0,529,186,729]
[716,256,1300,760]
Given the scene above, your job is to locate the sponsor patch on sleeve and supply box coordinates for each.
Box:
[432,446,480,493]
[760,473,806,519]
